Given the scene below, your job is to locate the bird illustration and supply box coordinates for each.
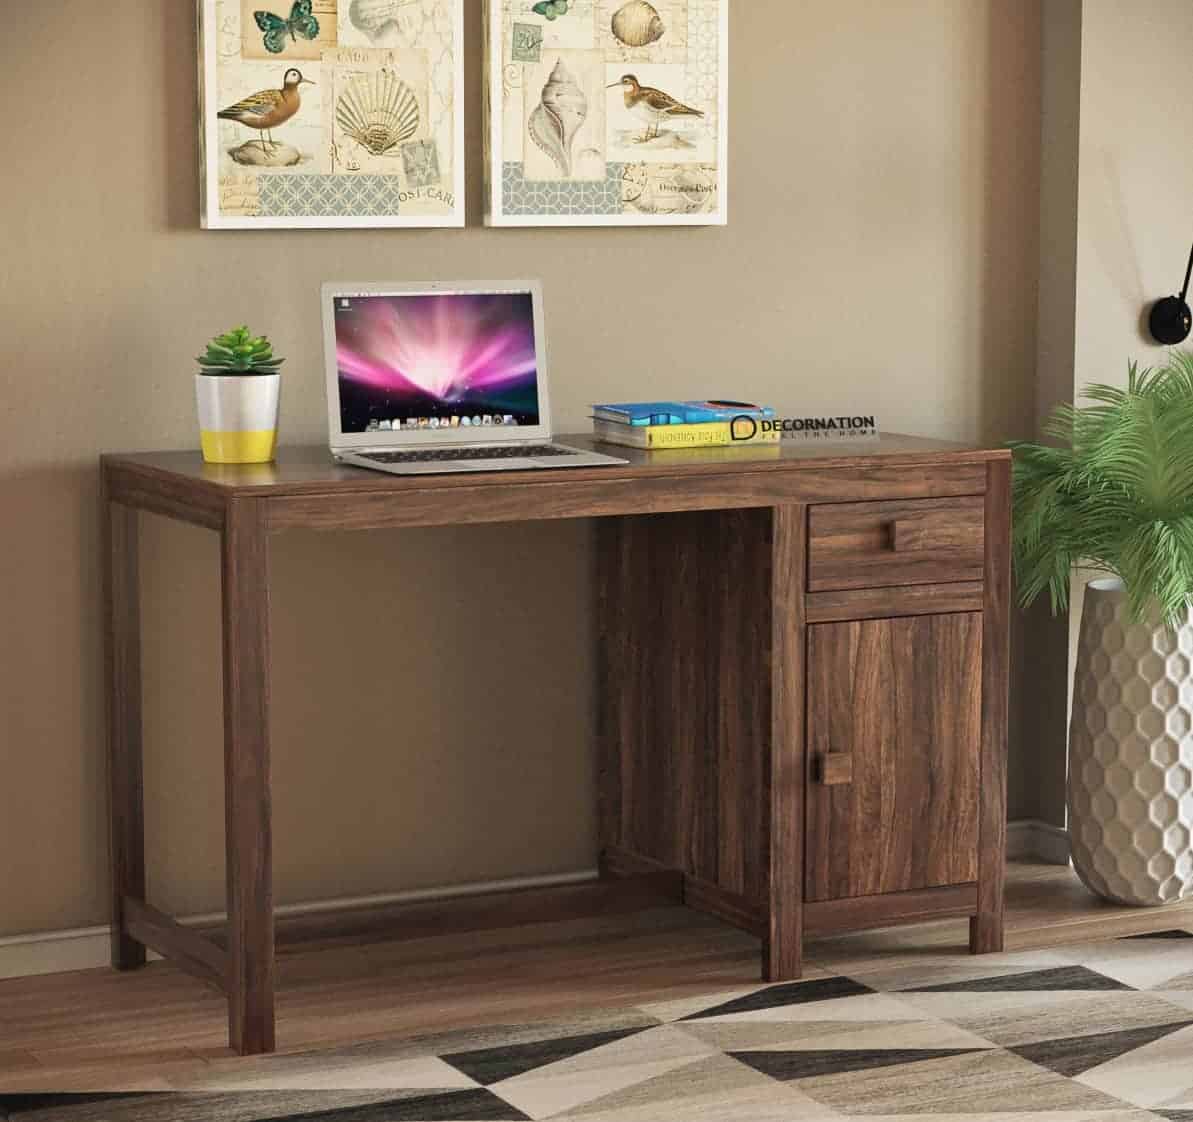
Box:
[218,67,314,155]
[607,74,703,142]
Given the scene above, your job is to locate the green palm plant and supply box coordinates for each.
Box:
[1012,351,1193,626]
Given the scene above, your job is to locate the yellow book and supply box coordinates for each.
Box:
[592,419,780,450]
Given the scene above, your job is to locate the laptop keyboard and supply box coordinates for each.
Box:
[359,445,580,464]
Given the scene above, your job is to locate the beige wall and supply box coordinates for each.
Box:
[1075,0,1193,387]
[1019,0,1083,827]
[1023,0,1193,827]
[0,1,1043,936]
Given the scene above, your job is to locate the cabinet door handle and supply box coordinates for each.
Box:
[816,753,854,786]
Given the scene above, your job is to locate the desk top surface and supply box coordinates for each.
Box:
[104,433,1010,498]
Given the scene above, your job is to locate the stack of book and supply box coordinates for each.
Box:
[592,400,779,450]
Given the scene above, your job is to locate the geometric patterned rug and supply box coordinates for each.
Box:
[3,928,1192,1121]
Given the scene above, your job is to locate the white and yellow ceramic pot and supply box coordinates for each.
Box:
[195,373,280,464]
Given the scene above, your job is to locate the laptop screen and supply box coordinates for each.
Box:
[332,291,542,435]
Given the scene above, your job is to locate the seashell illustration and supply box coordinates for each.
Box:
[611,0,665,47]
[528,58,588,178]
[336,70,420,157]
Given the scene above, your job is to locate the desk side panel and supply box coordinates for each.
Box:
[597,510,772,908]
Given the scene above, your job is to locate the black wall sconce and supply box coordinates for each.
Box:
[1149,243,1193,344]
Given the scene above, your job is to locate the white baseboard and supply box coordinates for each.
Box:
[1008,818,1071,866]
[0,869,598,981]
[0,922,117,981]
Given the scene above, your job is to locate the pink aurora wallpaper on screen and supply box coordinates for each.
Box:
[333,292,542,433]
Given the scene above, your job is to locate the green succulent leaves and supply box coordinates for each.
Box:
[533,0,569,18]
[197,325,284,376]
[1012,351,1193,626]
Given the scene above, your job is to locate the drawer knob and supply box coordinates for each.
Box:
[816,753,854,786]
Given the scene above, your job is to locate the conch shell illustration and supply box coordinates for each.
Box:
[348,0,410,43]
[529,58,588,178]
[611,0,665,47]
[336,70,420,157]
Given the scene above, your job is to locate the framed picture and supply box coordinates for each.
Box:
[485,0,728,227]
[199,0,465,229]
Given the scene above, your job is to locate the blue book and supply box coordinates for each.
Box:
[593,400,776,427]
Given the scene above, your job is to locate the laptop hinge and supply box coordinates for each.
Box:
[334,437,545,456]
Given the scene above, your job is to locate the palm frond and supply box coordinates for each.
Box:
[1012,351,1193,626]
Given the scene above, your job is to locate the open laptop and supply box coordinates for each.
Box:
[322,281,627,475]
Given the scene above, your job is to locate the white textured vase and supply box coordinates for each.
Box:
[1068,578,1193,906]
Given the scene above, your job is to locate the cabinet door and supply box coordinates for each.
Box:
[806,613,982,902]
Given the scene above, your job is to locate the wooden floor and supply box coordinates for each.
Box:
[2,860,1192,1092]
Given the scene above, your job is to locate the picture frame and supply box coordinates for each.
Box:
[485,0,729,228]
[198,0,465,229]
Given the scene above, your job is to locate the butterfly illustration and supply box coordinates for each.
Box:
[532,0,569,18]
[254,0,320,53]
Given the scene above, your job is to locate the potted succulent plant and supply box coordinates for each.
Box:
[1013,353,1193,906]
[195,326,284,464]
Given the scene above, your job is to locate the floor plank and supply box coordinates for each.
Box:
[1,861,1191,1091]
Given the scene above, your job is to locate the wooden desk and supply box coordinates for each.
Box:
[101,435,1011,1056]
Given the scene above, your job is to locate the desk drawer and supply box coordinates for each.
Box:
[808,496,985,591]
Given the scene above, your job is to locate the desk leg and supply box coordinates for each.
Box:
[766,504,806,981]
[104,496,147,971]
[222,499,276,1055]
[972,459,1010,954]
